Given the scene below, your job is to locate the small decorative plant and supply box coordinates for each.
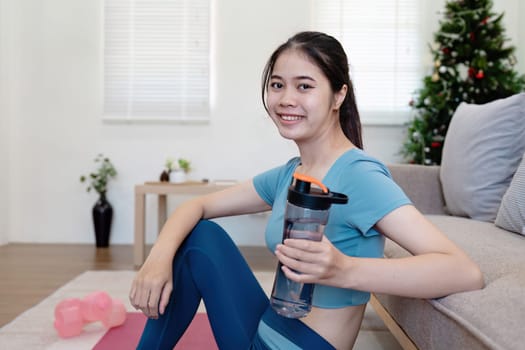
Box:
[165,158,175,172]
[80,154,118,196]
[162,157,191,183]
[165,157,191,173]
[177,158,191,173]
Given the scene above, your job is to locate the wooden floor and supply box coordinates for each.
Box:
[0,243,276,328]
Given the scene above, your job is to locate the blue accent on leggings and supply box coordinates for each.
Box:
[136,220,335,350]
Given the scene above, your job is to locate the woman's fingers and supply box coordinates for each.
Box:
[129,278,145,310]
[275,245,321,280]
[146,288,160,319]
[129,283,137,307]
[282,238,324,252]
[130,278,147,313]
[159,281,173,315]
[275,236,341,283]
[129,276,167,318]
[276,238,329,263]
[279,260,318,283]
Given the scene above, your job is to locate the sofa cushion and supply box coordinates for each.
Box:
[440,93,525,222]
[496,152,525,235]
[381,215,525,349]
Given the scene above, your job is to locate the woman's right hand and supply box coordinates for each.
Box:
[128,180,270,318]
[129,252,174,319]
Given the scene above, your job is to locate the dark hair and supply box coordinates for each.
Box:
[261,31,363,149]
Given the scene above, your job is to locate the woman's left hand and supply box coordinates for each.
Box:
[275,236,351,286]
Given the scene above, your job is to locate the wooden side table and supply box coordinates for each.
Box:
[134,181,233,267]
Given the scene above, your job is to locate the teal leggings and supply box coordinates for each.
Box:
[136,220,335,349]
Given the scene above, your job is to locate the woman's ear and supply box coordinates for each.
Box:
[333,84,348,111]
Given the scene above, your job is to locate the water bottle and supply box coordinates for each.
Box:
[270,172,348,318]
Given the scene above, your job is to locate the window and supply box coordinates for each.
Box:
[104,0,210,122]
[311,0,423,124]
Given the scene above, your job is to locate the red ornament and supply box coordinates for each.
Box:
[469,32,476,41]
[431,142,442,148]
[481,16,489,25]
[476,70,485,79]
[442,47,451,55]
[468,67,476,78]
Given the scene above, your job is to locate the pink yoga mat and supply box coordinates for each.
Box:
[93,312,218,349]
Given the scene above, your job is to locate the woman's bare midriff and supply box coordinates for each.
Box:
[301,304,367,349]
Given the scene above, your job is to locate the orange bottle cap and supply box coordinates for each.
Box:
[293,172,328,193]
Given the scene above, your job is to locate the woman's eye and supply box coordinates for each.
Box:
[298,83,312,90]
[270,82,283,89]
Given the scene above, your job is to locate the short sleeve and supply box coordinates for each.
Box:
[253,158,300,206]
[326,155,411,237]
[344,163,410,235]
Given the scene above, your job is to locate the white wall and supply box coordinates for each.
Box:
[0,0,11,245]
[494,0,525,74]
[2,0,523,246]
[4,0,306,246]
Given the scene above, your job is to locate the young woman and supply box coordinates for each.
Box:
[129,31,483,349]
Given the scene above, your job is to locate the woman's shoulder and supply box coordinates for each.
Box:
[333,148,390,176]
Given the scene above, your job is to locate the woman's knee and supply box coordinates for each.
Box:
[183,219,234,251]
[193,219,225,235]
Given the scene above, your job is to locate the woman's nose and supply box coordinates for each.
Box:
[279,88,297,107]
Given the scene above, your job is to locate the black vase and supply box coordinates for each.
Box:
[160,170,170,182]
[92,194,113,247]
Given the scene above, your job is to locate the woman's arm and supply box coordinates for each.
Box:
[130,180,270,318]
[147,180,270,258]
[348,205,484,298]
[276,205,484,299]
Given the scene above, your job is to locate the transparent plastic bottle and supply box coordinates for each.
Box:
[270,173,348,318]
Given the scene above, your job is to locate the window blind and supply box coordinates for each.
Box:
[311,0,422,124]
[103,0,210,122]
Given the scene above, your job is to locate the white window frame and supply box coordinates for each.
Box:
[103,0,211,123]
[311,0,427,125]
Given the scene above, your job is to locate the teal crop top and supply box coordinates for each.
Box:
[253,148,411,307]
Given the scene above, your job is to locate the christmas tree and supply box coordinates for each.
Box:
[402,0,525,165]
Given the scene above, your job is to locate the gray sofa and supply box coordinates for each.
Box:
[371,93,525,350]
[372,164,525,350]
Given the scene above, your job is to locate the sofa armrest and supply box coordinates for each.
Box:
[387,164,447,215]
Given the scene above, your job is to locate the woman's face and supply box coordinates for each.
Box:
[266,49,345,143]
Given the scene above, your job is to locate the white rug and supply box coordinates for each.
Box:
[0,271,141,349]
[0,270,400,349]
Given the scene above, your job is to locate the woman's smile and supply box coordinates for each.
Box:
[279,114,304,122]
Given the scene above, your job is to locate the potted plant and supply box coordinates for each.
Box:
[80,154,117,247]
[163,157,191,183]
[177,158,191,173]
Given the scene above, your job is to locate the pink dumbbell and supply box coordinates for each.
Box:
[54,291,127,338]
[54,298,84,338]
